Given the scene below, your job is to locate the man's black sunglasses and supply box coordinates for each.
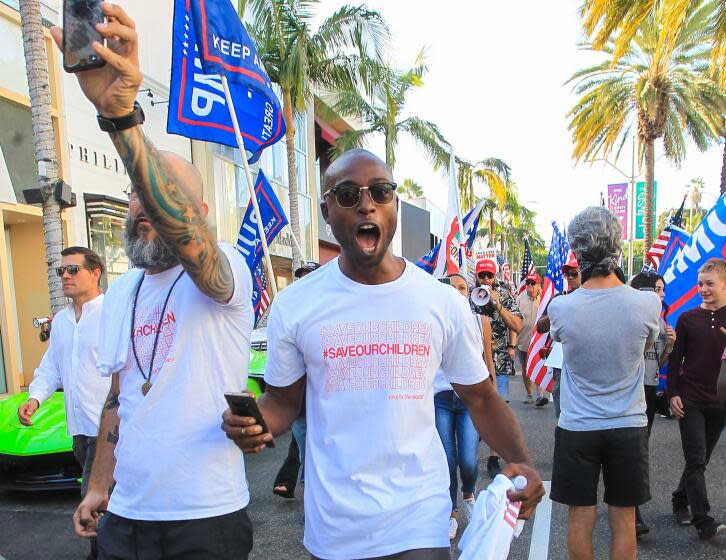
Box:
[477,272,495,279]
[564,269,580,278]
[526,280,537,286]
[325,182,397,208]
[56,264,85,277]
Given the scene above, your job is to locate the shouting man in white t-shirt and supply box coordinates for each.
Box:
[224,149,545,560]
[52,5,255,558]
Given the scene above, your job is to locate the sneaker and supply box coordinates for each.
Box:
[463,497,475,521]
[448,517,458,540]
[487,456,502,480]
[635,519,650,537]
[523,395,535,404]
[535,396,549,407]
[673,505,692,526]
[698,523,726,540]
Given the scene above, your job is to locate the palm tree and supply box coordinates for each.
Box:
[456,157,511,211]
[240,0,390,267]
[331,51,449,170]
[19,0,64,314]
[568,3,726,252]
[580,0,726,88]
[399,178,423,199]
[688,178,704,231]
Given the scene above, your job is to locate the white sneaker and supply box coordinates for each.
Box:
[463,497,475,521]
[448,517,458,540]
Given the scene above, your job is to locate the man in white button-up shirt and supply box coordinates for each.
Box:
[18,246,109,500]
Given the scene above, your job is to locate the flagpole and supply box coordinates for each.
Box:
[285,224,306,264]
[220,75,278,299]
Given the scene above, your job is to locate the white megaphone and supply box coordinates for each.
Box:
[470,285,491,307]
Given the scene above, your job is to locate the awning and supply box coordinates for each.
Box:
[315,116,341,146]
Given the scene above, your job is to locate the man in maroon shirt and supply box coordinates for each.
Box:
[668,258,726,540]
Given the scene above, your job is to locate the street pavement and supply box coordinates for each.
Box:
[1,376,724,559]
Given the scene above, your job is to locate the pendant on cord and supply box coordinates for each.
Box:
[141,381,152,396]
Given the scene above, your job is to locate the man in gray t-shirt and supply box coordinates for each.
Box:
[548,206,661,560]
[549,286,661,431]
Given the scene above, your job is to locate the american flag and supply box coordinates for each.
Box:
[526,223,569,391]
[517,238,535,295]
[645,197,686,271]
[251,260,271,325]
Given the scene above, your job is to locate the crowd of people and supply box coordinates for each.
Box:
[10,4,726,560]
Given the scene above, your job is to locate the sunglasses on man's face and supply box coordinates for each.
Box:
[325,182,397,208]
[565,269,580,278]
[526,281,537,286]
[56,264,85,277]
[477,272,495,280]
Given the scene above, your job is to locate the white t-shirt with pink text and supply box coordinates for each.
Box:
[106,244,254,521]
[264,258,488,559]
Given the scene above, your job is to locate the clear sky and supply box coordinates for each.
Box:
[318,0,725,241]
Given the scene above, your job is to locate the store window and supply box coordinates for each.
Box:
[85,194,129,289]
[0,14,29,98]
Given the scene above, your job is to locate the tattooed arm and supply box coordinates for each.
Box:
[89,374,120,493]
[73,373,120,538]
[112,127,234,304]
[49,4,233,304]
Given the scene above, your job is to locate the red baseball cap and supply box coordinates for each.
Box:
[526,271,541,283]
[476,259,497,276]
[562,252,579,271]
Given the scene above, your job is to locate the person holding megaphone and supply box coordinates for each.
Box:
[473,259,524,479]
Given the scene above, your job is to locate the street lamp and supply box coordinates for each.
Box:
[586,137,640,277]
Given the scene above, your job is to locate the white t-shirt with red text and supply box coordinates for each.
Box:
[107,244,254,521]
[264,258,488,559]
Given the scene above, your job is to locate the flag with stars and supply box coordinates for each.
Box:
[235,170,288,323]
[645,196,686,271]
[416,199,485,275]
[517,238,535,295]
[250,260,272,325]
[168,0,285,163]
[525,223,569,391]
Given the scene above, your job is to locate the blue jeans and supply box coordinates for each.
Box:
[496,374,509,400]
[434,390,479,512]
[292,417,306,465]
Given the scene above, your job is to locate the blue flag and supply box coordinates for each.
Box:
[662,194,726,328]
[416,202,484,274]
[250,260,271,324]
[236,170,289,271]
[416,243,439,274]
[168,0,285,163]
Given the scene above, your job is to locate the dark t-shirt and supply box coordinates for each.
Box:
[667,305,726,403]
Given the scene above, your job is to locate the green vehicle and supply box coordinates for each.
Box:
[0,344,268,492]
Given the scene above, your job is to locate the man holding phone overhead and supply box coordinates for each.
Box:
[51,4,255,558]
[223,148,544,560]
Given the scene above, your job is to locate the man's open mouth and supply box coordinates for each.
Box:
[135,217,152,234]
[355,223,381,255]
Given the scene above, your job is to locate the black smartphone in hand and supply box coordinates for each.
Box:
[224,393,275,448]
[63,0,106,73]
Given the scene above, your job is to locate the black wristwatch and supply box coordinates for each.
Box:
[507,344,517,349]
[97,101,145,133]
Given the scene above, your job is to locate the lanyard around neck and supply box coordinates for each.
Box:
[130,269,185,384]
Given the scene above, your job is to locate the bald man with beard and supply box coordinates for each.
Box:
[52,5,256,557]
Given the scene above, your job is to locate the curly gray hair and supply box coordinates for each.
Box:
[567,206,623,260]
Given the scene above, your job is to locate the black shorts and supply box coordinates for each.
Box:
[97,508,253,559]
[550,426,650,507]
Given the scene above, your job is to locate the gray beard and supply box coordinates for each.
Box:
[124,215,180,270]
